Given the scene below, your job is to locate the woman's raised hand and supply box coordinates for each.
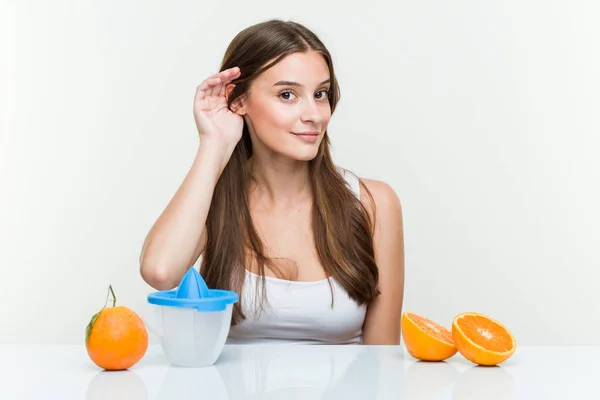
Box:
[193,67,243,146]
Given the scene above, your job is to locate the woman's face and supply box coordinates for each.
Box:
[239,51,333,161]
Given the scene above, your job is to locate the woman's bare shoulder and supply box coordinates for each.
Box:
[357,177,402,220]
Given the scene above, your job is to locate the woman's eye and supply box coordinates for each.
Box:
[279,91,296,100]
[316,89,330,99]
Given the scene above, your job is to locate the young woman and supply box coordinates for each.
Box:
[140,19,405,345]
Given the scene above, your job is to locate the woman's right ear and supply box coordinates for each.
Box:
[225,84,246,116]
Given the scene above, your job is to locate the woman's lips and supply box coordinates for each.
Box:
[291,131,319,143]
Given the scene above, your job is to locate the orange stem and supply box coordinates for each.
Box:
[104,285,117,307]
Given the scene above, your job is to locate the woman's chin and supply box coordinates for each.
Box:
[290,139,323,161]
[289,148,320,162]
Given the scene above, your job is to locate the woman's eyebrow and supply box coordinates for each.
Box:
[273,79,331,87]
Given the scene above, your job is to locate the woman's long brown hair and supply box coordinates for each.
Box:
[200,19,380,325]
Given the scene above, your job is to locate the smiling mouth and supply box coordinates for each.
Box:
[291,131,320,143]
[291,131,319,136]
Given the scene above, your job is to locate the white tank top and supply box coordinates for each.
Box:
[226,167,366,345]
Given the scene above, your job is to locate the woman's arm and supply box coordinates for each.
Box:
[359,178,405,345]
[139,143,230,290]
[139,67,243,290]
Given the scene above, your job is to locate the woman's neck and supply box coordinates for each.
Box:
[247,156,312,210]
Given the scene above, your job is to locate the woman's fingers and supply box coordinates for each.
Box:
[206,78,221,98]
[196,77,220,100]
[219,68,241,97]
[207,69,240,98]
[196,67,241,100]
[217,67,241,86]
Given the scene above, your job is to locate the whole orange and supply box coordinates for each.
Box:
[85,285,148,370]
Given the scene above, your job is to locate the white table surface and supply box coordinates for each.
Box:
[0,344,597,399]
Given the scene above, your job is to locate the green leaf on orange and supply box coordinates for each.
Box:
[86,311,100,344]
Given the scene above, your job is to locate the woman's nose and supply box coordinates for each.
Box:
[300,98,323,124]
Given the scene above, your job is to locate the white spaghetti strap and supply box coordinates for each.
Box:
[337,166,361,199]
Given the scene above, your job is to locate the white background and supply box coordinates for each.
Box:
[1,0,598,345]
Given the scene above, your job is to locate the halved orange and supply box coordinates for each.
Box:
[401,312,457,361]
[452,312,516,366]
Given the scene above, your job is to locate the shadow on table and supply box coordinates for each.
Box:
[86,369,148,400]
[222,345,381,399]
[452,365,515,400]
[402,358,515,400]
[154,345,385,399]
[320,348,381,399]
[155,364,229,399]
[403,360,460,399]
